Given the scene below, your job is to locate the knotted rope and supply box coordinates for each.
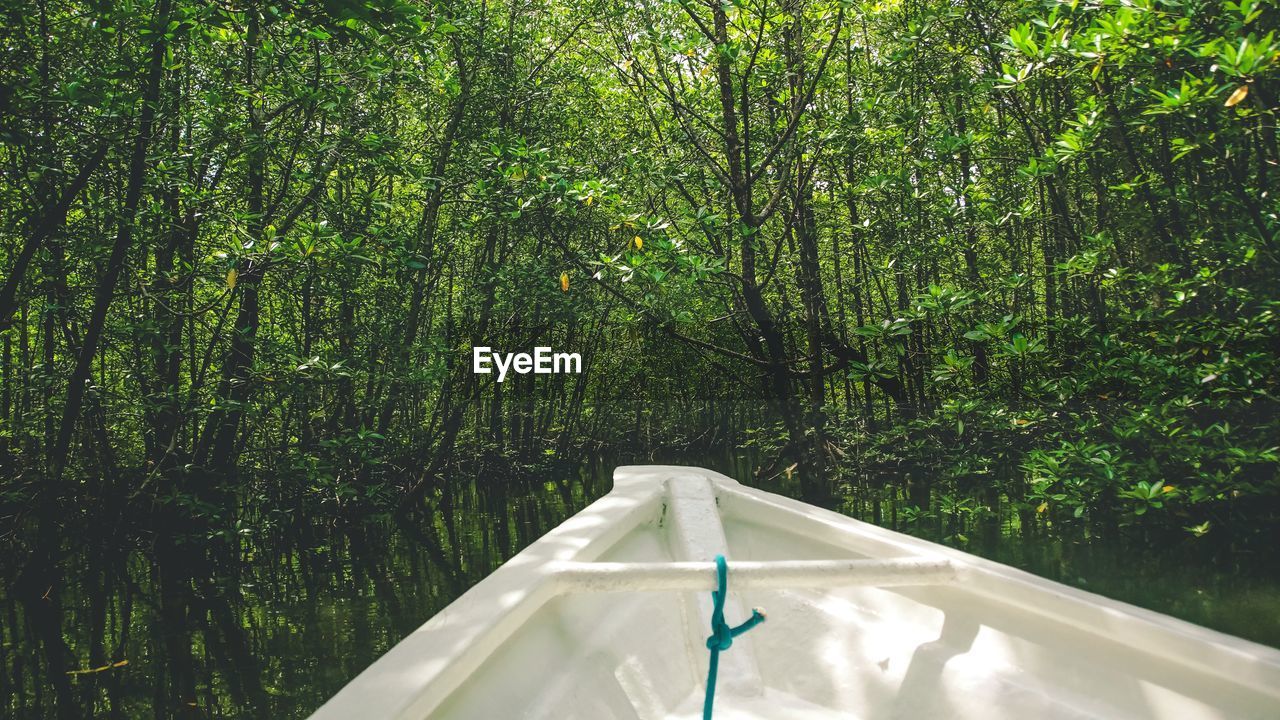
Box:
[703,554,765,719]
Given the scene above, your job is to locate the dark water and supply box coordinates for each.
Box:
[3,450,1278,719]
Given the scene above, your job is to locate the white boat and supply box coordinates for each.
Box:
[311,466,1280,719]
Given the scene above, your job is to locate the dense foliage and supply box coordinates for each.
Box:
[3,0,1280,713]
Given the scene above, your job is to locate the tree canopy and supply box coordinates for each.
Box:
[3,0,1280,711]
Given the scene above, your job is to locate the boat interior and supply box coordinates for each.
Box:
[425,467,1280,720]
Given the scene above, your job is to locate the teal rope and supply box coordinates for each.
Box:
[703,555,765,720]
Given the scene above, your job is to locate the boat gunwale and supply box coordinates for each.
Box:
[309,467,668,720]
[713,477,1280,701]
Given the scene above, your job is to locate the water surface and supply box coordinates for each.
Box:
[3,452,1277,718]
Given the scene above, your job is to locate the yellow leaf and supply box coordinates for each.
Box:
[1162,485,1176,493]
[1225,84,1249,107]
[1036,501,1048,514]
[226,268,238,290]
[633,236,643,250]
[560,272,569,292]
[584,195,594,206]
